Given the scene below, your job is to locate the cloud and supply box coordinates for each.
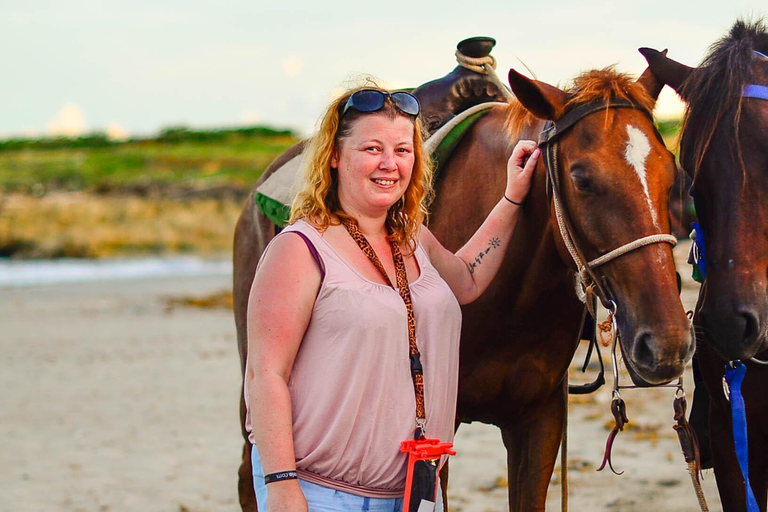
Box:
[106,122,129,141]
[47,103,86,136]
[282,56,303,78]
[240,110,262,125]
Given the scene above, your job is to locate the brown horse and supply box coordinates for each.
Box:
[233,65,694,511]
[641,19,768,512]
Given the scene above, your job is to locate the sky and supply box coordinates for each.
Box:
[3,0,766,139]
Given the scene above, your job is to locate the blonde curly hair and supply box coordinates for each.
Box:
[289,85,433,249]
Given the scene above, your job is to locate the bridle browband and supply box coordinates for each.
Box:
[538,99,678,313]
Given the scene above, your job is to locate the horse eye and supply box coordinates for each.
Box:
[571,173,593,193]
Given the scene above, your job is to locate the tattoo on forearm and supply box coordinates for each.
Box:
[469,238,502,274]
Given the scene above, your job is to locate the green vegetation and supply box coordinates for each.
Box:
[655,118,682,139]
[0,125,299,195]
[655,118,682,155]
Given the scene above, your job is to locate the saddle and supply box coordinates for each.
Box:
[413,36,511,135]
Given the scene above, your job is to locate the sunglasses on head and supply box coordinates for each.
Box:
[341,90,421,118]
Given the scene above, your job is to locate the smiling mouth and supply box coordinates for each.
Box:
[371,178,397,186]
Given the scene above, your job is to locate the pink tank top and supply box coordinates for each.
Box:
[244,219,462,497]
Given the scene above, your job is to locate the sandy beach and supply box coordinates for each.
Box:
[0,242,724,512]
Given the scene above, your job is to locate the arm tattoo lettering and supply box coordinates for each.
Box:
[469,238,502,274]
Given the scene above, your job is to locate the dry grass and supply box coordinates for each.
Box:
[164,290,234,311]
[0,192,244,258]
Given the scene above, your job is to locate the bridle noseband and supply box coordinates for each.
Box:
[538,99,678,314]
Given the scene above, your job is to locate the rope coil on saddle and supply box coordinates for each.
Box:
[455,50,516,103]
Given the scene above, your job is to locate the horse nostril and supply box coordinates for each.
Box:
[739,308,760,345]
[632,331,656,371]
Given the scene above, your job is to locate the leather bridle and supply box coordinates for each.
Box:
[537,99,678,314]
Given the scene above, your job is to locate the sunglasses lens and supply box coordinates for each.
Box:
[342,90,420,118]
[391,92,421,116]
[349,90,386,113]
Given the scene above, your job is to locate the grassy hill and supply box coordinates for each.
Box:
[0,126,299,258]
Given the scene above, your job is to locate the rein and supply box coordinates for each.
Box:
[537,99,678,314]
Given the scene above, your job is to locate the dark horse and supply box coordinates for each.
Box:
[233,65,694,511]
[642,19,768,512]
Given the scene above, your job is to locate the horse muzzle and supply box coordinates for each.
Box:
[620,322,694,386]
[698,302,768,361]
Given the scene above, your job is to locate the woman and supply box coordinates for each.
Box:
[245,86,539,512]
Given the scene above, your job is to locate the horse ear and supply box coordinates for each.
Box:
[638,47,694,101]
[508,68,567,120]
[636,49,667,102]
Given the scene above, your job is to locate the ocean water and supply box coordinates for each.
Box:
[0,257,232,288]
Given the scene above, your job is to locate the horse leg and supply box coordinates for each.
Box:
[697,342,756,512]
[233,192,277,512]
[439,457,449,510]
[708,395,751,512]
[500,389,566,512]
[744,367,768,511]
[237,388,256,512]
[750,430,768,512]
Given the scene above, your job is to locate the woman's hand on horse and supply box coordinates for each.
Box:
[505,140,540,204]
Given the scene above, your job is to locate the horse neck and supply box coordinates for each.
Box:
[495,120,577,302]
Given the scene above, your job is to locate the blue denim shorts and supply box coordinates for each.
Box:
[251,444,444,512]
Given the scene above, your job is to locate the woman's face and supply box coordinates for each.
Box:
[331,112,415,219]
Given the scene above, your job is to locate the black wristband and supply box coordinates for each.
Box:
[503,194,523,206]
[264,470,298,484]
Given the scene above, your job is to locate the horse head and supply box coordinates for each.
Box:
[641,21,768,362]
[506,66,693,385]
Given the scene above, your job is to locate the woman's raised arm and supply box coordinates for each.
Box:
[421,140,540,305]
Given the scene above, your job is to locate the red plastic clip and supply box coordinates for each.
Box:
[400,438,456,512]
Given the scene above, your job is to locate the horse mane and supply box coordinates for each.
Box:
[680,18,768,177]
[506,67,655,136]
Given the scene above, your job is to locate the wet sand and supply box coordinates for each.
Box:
[0,242,723,511]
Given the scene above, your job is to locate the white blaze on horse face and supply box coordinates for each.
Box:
[624,124,660,229]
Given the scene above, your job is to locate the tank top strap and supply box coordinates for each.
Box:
[272,220,326,282]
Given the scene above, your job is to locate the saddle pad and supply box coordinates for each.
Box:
[255,102,506,227]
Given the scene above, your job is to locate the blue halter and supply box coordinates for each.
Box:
[743,84,768,100]
[743,51,768,100]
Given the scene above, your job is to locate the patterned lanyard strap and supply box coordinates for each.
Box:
[340,218,426,432]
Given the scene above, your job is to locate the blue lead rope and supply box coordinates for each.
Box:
[724,361,760,512]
